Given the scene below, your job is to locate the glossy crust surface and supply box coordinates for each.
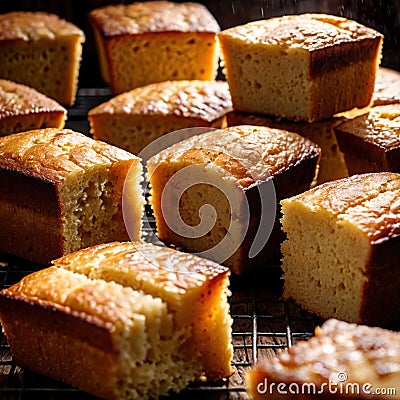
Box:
[373,67,400,106]
[0,12,84,41]
[336,104,400,151]
[89,80,232,122]
[247,319,400,399]
[0,79,66,120]
[0,128,138,182]
[148,125,321,188]
[89,1,220,37]
[53,241,230,294]
[283,172,400,244]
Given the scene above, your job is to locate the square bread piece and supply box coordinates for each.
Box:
[281,172,400,326]
[89,1,220,94]
[88,80,233,155]
[0,12,85,106]
[219,14,383,122]
[147,125,320,274]
[0,241,233,399]
[0,128,143,264]
[334,104,400,175]
[227,112,348,185]
[247,319,400,400]
[0,79,66,137]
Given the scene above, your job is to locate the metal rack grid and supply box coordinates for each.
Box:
[0,89,323,399]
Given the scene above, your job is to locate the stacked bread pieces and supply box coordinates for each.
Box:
[0,241,233,400]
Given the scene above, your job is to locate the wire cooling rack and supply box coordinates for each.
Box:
[0,89,322,400]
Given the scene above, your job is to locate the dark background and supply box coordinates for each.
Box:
[1,0,399,88]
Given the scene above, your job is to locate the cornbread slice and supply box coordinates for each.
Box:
[147,125,320,274]
[0,79,66,137]
[247,319,400,400]
[335,104,400,174]
[88,80,233,155]
[219,14,383,122]
[0,128,143,264]
[0,12,85,106]
[0,241,233,399]
[227,112,348,185]
[53,241,234,381]
[281,172,400,325]
[89,1,220,94]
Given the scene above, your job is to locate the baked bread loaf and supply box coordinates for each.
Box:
[373,67,400,106]
[219,14,383,122]
[147,125,320,274]
[0,128,143,264]
[281,172,400,325]
[0,241,233,399]
[334,104,400,175]
[0,12,84,106]
[227,112,348,185]
[89,1,220,94]
[0,79,66,137]
[247,319,400,400]
[88,80,233,155]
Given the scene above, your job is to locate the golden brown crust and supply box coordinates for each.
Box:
[53,241,230,294]
[89,1,220,37]
[0,79,66,120]
[89,80,232,123]
[335,104,400,173]
[336,104,400,151]
[0,128,138,183]
[148,125,320,188]
[219,14,381,51]
[247,319,400,399]
[282,172,400,243]
[0,12,84,41]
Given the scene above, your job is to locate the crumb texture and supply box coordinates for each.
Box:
[0,241,233,399]
[0,12,85,105]
[281,172,400,323]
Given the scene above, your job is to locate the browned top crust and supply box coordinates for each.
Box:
[336,104,400,150]
[0,265,163,349]
[219,13,382,51]
[373,67,400,106]
[53,241,230,295]
[0,128,137,182]
[89,80,232,122]
[0,79,66,120]
[282,172,400,243]
[248,319,400,387]
[89,1,220,37]
[148,125,320,188]
[0,12,84,41]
